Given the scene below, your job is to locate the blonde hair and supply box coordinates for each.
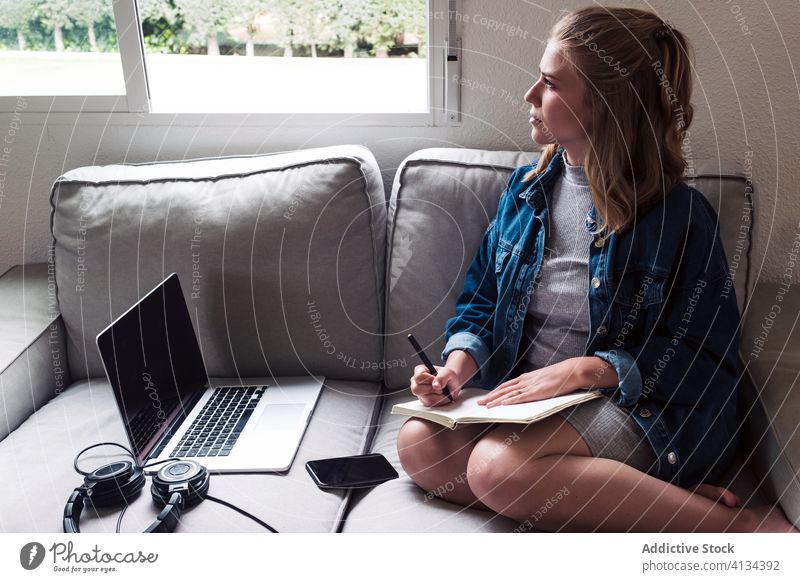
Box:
[524,7,695,242]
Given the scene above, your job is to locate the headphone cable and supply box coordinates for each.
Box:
[205,495,279,533]
[114,494,279,533]
[116,505,128,533]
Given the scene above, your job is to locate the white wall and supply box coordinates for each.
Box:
[1,0,798,285]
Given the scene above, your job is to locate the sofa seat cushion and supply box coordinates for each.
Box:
[50,145,386,383]
[0,377,381,533]
[341,388,520,532]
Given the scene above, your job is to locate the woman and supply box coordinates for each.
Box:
[397,6,797,533]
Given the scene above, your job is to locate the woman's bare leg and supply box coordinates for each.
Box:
[467,421,799,532]
[692,484,741,507]
[397,418,497,510]
[508,455,797,532]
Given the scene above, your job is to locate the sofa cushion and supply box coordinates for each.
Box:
[0,264,69,441]
[383,148,536,390]
[0,377,381,533]
[50,145,385,382]
[740,282,800,527]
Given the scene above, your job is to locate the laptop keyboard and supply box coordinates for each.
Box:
[129,395,181,453]
[170,386,266,458]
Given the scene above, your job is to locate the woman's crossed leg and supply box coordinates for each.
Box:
[398,415,799,532]
[396,413,591,512]
[467,420,798,532]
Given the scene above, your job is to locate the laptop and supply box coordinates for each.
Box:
[96,272,324,473]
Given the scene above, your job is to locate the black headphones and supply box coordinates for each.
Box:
[64,442,210,533]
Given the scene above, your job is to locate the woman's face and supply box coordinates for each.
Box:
[525,40,592,163]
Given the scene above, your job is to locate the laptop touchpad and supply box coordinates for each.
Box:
[256,403,307,431]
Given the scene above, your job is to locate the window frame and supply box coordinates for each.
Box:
[0,0,461,127]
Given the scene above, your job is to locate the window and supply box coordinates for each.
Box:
[144,0,427,114]
[0,0,126,96]
[0,0,460,123]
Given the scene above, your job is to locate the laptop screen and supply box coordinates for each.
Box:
[97,273,209,465]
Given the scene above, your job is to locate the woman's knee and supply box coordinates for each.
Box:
[397,419,448,475]
[397,419,486,482]
[465,419,591,506]
[466,429,523,500]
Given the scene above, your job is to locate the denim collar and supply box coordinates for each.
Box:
[518,146,598,233]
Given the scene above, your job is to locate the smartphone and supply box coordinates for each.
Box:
[305,453,399,489]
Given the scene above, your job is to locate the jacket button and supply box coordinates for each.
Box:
[591,277,601,288]
[639,408,652,418]
[597,325,607,335]
[667,452,677,465]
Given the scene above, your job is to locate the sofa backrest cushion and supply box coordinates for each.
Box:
[51,145,386,382]
[383,148,752,390]
[383,148,535,390]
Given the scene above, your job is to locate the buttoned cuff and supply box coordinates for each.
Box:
[441,332,491,387]
[592,349,642,407]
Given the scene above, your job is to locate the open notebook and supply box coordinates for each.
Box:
[391,388,602,429]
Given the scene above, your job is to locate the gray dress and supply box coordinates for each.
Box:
[518,157,658,476]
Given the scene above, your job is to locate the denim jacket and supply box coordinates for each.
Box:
[441,146,742,487]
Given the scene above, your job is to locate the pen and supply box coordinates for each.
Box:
[407,333,454,403]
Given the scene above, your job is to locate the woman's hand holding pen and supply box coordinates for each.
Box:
[410,365,464,408]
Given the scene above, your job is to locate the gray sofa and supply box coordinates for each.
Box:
[0,144,795,532]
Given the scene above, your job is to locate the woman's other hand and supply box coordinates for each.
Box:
[477,357,589,408]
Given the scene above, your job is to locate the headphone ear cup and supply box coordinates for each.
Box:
[184,466,210,507]
[66,457,210,533]
[83,460,145,507]
[151,460,209,509]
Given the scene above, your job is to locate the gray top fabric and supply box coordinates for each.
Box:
[520,158,594,372]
